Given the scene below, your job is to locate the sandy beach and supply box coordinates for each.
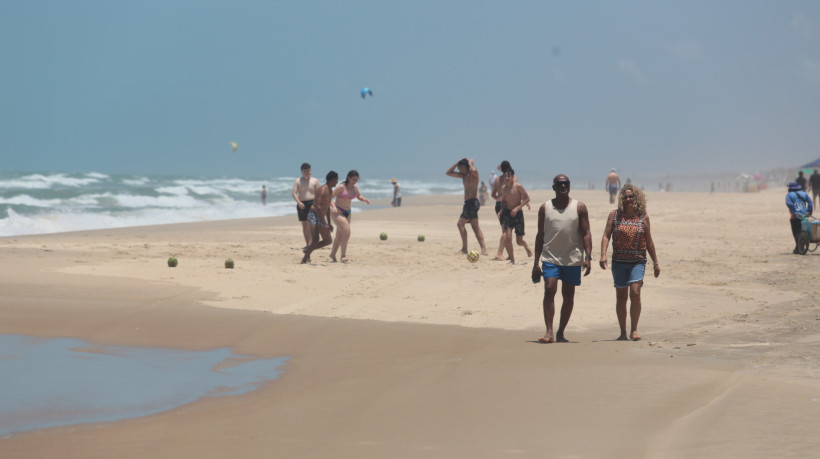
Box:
[1,188,819,458]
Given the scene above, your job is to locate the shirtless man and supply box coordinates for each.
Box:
[491,161,512,261]
[605,169,621,204]
[497,168,532,264]
[301,171,338,264]
[293,163,320,248]
[491,161,528,261]
[446,158,488,255]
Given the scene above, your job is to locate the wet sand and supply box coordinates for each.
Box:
[1,189,819,458]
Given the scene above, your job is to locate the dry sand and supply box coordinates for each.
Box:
[1,188,819,458]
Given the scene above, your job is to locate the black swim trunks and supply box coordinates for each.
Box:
[500,208,525,236]
[460,198,481,221]
[495,201,504,224]
[297,200,314,221]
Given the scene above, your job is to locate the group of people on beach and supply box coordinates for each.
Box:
[293,163,371,264]
[446,158,660,343]
[293,158,661,342]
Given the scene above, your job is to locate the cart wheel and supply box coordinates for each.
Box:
[798,231,810,255]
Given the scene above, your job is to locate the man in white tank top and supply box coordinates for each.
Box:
[531,174,592,343]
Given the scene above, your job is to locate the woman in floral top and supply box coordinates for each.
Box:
[599,184,660,341]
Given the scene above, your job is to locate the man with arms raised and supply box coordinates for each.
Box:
[301,171,338,264]
[293,163,320,249]
[532,175,592,343]
[446,158,488,255]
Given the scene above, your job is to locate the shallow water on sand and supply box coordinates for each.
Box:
[0,334,288,436]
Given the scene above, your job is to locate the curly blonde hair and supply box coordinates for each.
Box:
[617,184,647,215]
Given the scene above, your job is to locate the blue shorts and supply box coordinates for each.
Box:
[611,261,645,288]
[541,262,582,286]
[609,184,619,196]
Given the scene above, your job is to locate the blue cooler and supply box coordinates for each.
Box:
[801,220,820,242]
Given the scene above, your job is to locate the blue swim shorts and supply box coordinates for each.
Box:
[541,261,582,286]
[611,261,645,288]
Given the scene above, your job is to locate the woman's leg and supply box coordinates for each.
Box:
[329,213,349,261]
[615,286,629,340]
[628,282,643,340]
[339,216,352,260]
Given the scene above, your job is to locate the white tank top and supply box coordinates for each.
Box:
[540,199,583,266]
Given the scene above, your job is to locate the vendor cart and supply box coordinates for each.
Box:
[797,219,820,254]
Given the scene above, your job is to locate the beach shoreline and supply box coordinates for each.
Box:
[2,189,819,457]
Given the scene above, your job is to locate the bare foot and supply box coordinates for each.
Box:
[457,249,468,255]
[341,257,350,263]
[537,336,554,343]
[481,250,489,256]
[556,335,569,343]
[330,256,337,262]
[631,331,641,341]
[491,256,506,261]
[616,333,629,341]
[300,255,310,264]
[525,246,533,257]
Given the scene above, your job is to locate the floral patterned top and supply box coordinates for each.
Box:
[611,209,646,263]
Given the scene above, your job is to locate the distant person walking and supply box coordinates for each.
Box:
[390,178,402,207]
[809,169,820,207]
[329,170,370,263]
[599,184,660,341]
[479,181,489,206]
[796,171,808,192]
[446,158,488,255]
[293,163,320,249]
[786,181,813,254]
[532,175,592,343]
[261,185,267,205]
[605,169,621,204]
[301,171,338,264]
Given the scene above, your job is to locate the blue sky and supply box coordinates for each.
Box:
[2,0,819,182]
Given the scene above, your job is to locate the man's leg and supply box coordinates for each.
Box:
[791,218,802,253]
[540,277,559,343]
[494,232,508,260]
[301,224,320,264]
[315,227,333,250]
[469,219,489,255]
[301,221,312,248]
[503,227,515,264]
[556,282,576,342]
[515,232,532,258]
[456,218,469,253]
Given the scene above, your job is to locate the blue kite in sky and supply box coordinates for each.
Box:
[360,87,373,99]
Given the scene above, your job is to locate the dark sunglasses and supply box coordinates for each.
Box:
[554,180,570,187]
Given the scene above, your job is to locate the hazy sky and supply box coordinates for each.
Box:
[2,0,819,182]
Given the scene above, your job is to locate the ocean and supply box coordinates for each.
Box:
[0,171,465,237]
